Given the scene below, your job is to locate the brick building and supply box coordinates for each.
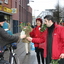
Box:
[0,0,12,31]
[12,0,32,33]
[0,0,32,33]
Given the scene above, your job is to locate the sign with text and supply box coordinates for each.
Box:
[4,7,12,13]
[11,8,17,13]
[0,5,2,10]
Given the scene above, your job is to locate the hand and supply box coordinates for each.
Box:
[26,37,32,41]
[60,53,64,59]
[20,35,26,39]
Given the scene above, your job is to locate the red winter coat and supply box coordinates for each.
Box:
[32,24,64,59]
[30,26,41,47]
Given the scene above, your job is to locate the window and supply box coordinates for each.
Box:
[4,0,8,4]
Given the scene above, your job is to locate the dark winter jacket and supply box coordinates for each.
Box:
[0,26,19,49]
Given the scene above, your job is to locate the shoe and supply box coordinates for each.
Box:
[26,53,29,55]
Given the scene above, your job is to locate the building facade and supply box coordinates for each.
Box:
[27,6,32,24]
[0,0,12,31]
[0,0,32,33]
[12,0,32,33]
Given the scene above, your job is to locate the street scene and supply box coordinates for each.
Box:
[0,0,64,64]
[4,37,39,64]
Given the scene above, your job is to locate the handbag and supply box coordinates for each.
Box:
[39,43,44,49]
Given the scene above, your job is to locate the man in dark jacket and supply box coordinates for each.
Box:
[0,13,26,50]
[27,15,64,64]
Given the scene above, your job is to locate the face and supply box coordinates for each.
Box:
[0,22,4,26]
[36,20,41,26]
[44,19,52,27]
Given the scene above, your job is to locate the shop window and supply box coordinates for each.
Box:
[5,15,10,23]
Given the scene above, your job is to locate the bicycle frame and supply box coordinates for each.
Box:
[9,44,20,64]
[0,43,20,64]
[9,45,16,64]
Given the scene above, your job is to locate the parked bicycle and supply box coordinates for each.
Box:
[0,43,20,64]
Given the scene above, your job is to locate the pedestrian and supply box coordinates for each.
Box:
[0,13,26,51]
[26,15,64,64]
[21,22,32,55]
[29,18,44,64]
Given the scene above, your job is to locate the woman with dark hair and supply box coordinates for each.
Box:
[30,18,44,64]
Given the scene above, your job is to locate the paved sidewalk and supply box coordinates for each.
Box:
[21,50,46,64]
[22,50,38,64]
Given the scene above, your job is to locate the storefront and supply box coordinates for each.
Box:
[0,5,13,32]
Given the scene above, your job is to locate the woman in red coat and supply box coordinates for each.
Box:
[30,18,44,64]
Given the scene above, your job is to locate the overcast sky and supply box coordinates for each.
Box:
[29,0,64,17]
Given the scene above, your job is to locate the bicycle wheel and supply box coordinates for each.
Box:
[9,54,20,64]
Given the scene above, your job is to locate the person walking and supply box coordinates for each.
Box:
[27,15,64,64]
[29,18,44,64]
[0,13,26,51]
[21,22,32,55]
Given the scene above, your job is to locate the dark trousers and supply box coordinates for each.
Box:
[58,59,64,64]
[35,47,44,64]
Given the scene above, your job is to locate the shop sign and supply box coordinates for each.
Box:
[0,5,2,10]
[11,8,17,13]
[4,7,12,13]
[7,8,12,13]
